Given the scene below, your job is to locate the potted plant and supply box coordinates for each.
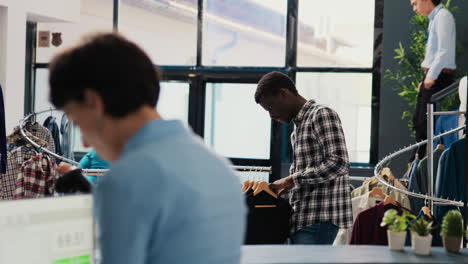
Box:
[381,209,415,250]
[440,210,464,253]
[410,217,434,255]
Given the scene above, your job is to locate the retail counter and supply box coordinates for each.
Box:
[241,245,468,263]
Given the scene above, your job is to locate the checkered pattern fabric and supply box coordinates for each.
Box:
[25,122,56,153]
[0,146,38,200]
[289,100,353,233]
[14,154,56,199]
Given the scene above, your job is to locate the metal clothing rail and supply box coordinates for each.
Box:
[20,110,80,166]
[373,125,466,207]
[233,165,272,173]
[20,110,275,175]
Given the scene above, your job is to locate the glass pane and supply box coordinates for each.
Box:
[119,0,197,65]
[36,0,113,63]
[202,0,286,66]
[34,69,91,154]
[295,72,372,163]
[158,82,190,123]
[297,0,375,67]
[204,83,271,159]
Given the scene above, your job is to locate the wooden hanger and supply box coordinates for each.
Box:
[253,181,278,199]
[242,180,251,192]
[383,195,398,206]
[436,144,445,151]
[421,206,433,219]
[368,187,386,200]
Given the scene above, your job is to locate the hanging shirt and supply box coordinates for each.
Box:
[94,120,246,264]
[415,148,443,195]
[0,146,38,200]
[421,4,456,80]
[244,190,292,244]
[434,113,459,149]
[14,154,56,199]
[349,202,411,245]
[289,100,353,234]
[334,194,382,245]
[351,181,411,211]
[408,158,423,213]
[25,122,56,153]
[43,116,62,155]
[434,138,465,224]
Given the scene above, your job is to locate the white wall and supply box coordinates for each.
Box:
[0,0,79,133]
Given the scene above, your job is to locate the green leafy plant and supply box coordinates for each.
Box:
[384,0,463,136]
[381,209,416,232]
[440,210,464,237]
[410,217,435,236]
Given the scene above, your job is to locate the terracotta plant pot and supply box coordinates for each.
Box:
[387,230,406,251]
[411,232,432,255]
[442,236,462,253]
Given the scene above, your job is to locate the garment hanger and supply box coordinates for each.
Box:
[253,181,278,199]
[436,144,445,150]
[421,197,433,219]
[421,206,433,219]
[242,180,251,192]
[383,195,398,206]
[368,187,386,200]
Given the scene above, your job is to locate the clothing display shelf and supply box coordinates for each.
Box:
[20,110,273,176]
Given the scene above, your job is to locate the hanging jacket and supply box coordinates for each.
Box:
[434,138,465,224]
[60,114,72,159]
[244,190,292,244]
[43,116,62,155]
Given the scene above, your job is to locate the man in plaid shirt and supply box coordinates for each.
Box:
[255,72,353,244]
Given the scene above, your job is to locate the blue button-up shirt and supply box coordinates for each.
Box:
[421,4,456,80]
[94,120,246,264]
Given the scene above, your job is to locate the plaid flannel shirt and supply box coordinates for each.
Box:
[0,146,38,199]
[14,154,56,199]
[289,100,353,233]
[25,122,56,153]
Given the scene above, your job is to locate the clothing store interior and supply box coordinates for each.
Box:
[0,0,467,263]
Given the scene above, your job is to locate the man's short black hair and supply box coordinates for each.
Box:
[49,32,160,118]
[431,0,441,5]
[254,72,298,103]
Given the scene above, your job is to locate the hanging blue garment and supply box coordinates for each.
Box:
[434,138,465,224]
[0,84,6,174]
[434,111,459,149]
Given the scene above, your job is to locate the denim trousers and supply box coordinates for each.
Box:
[289,222,339,245]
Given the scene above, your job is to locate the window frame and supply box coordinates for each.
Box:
[25,0,384,182]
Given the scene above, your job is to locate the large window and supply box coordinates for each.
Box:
[202,0,287,66]
[204,83,271,159]
[297,0,375,67]
[29,0,382,180]
[296,73,372,162]
[119,0,198,65]
[158,82,190,122]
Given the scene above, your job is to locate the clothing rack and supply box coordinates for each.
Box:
[20,110,79,166]
[373,124,465,207]
[20,110,275,176]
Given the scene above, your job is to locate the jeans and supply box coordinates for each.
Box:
[289,222,339,245]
